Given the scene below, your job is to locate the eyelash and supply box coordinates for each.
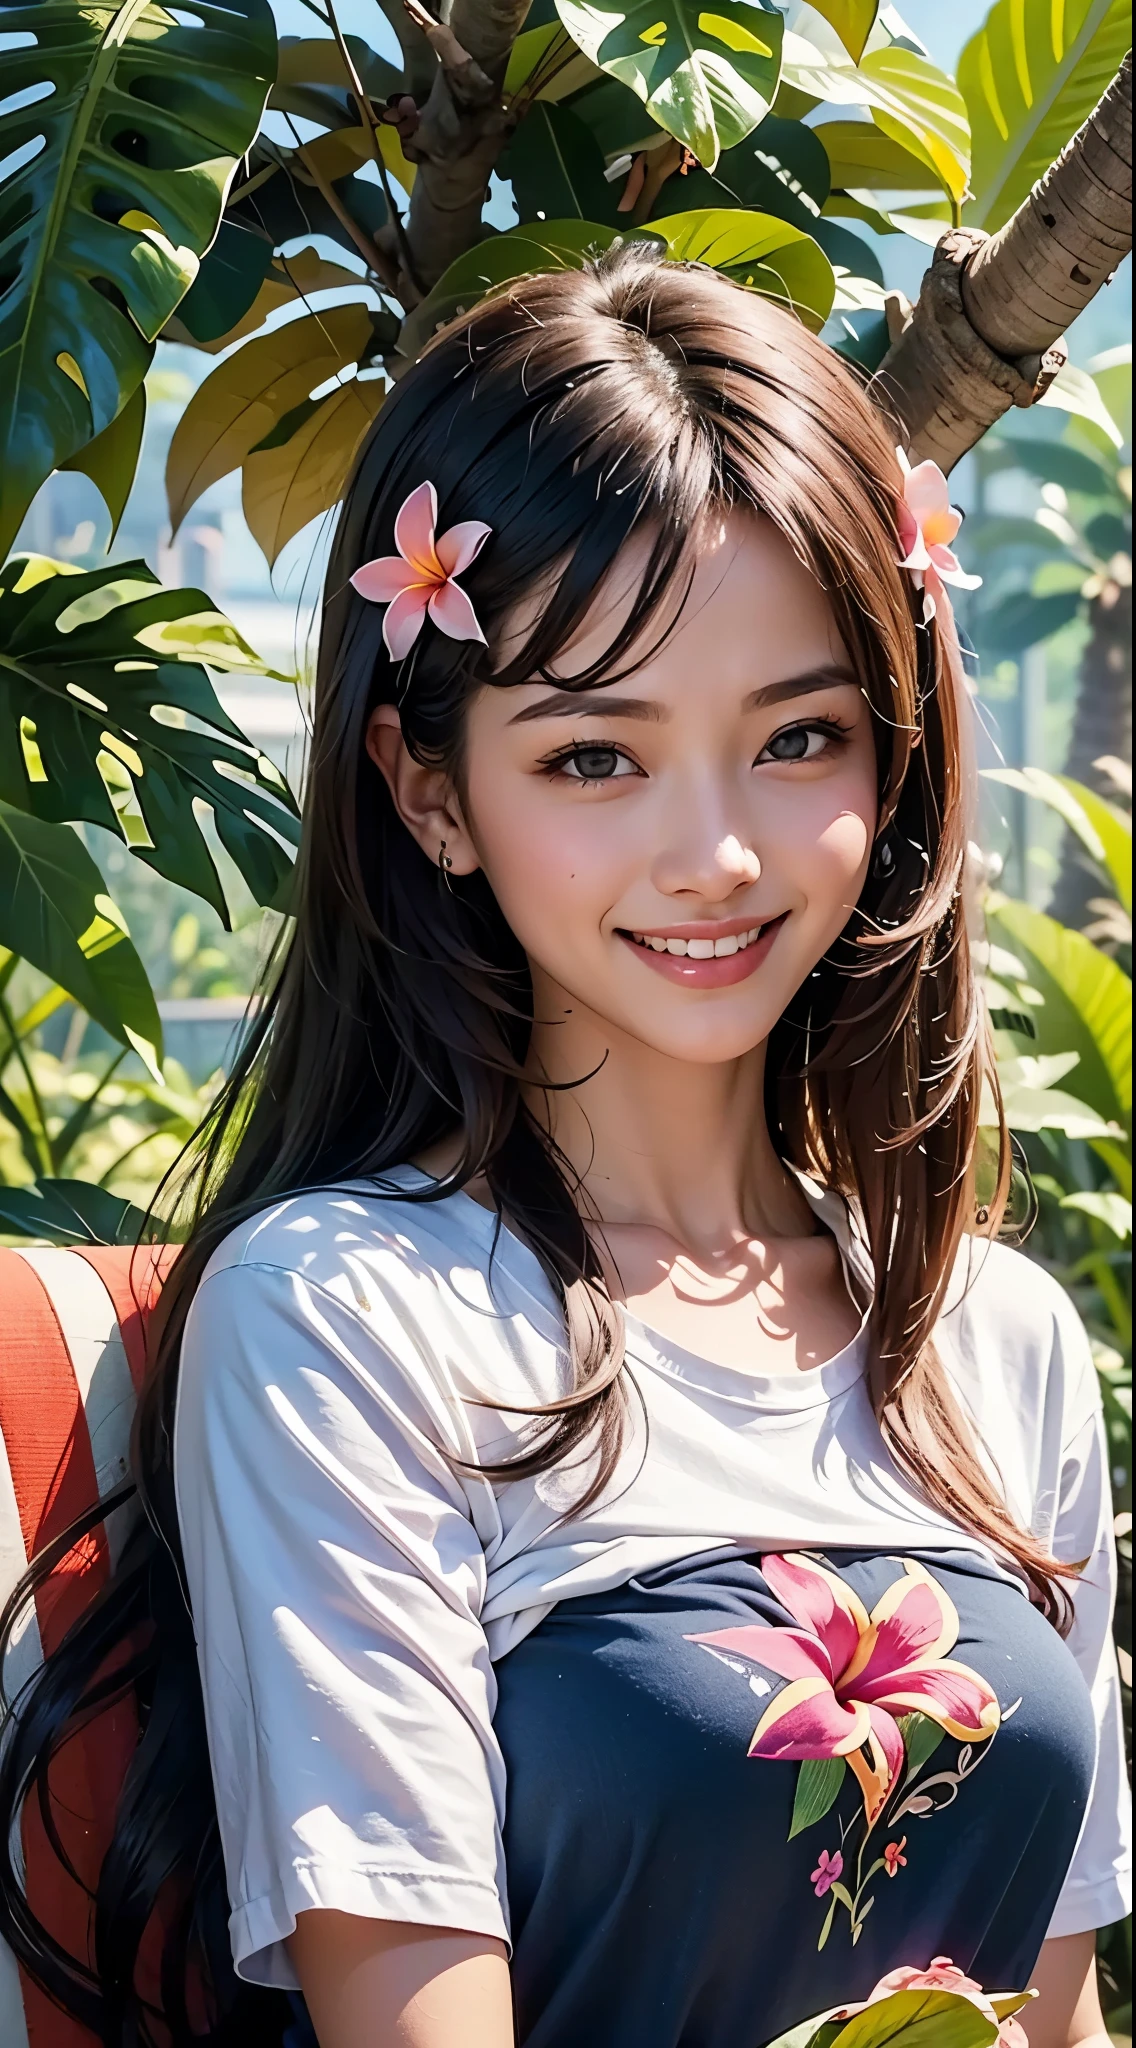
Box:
[540,715,852,785]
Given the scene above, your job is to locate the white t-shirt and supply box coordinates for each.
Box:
[174,1170,1130,1990]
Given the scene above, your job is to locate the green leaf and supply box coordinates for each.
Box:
[859,48,971,207]
[500,103,622,223]
[987,898,1131,1131]
[175,222,277,346]
[984,767,1132,913]
[58,384,146,544]
[781,34,969,206]
[1087,343,1131,445]
[960,0,1132,231]
[166,302,376,532]
[814,118,944,191]
[269,33,404,129]
[0,0,277,562]
[896,1710,945,1776]
[505,21,603,101]
[641,208,835,328]
[788,1755,845,1838]
[982,437,1117,498]
[656,112,831,230]
[0,804,161,1074]
[0,555,299,924]
[977,587,1083,657]
[555,0,784,170]
[806,2,879,65]
[0,1176,153,1247]
[1060,1189,1132,1240]
[1036,361,1126,449]
[399,220,621,360]
[829,1987,1000,2048]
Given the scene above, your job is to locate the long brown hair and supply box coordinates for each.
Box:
[0,245,1068,2046]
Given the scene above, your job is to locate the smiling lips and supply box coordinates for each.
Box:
[618,914,788,986]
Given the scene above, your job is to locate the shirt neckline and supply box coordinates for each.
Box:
[364,1164,872,1416]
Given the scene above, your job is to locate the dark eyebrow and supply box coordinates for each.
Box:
[506,663,860,728]
[506,691,669,726]
[742,664,860,712]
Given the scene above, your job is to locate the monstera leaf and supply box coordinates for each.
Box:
[0,804,161,1074]
[960,0,1132,230]
[0,556,299,924]
[0,0,276,561]
[555,0,784,170]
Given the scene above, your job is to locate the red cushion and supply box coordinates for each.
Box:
[0,1246,167,2048]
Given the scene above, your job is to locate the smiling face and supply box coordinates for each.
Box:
[450,514,880,1069]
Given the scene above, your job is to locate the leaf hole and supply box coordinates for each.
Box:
[0,79,54,119]
[90,275,131,319]
[109,127,150,167]
[0,133,46,186]
[92,188,136,224]
[66,682,110,710]
[19,715,48,784]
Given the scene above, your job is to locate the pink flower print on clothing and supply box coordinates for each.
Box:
[883,1836,907,1878]
[350,481,491,660]
[810,1849,843,1898]
[895,447,982,624]
[688,1553,1000,1826]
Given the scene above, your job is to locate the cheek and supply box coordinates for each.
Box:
[465,767,628,944]
[770,779,875,917]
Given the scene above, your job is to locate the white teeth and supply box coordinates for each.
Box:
[631,924,765,956]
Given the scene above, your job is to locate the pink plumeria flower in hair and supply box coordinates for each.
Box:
[895,446,981,624]
[350,481,491,660]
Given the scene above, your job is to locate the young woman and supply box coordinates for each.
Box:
[0,248,1128,2048]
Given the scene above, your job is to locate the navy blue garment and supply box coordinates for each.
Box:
[494,1548,1095,2047]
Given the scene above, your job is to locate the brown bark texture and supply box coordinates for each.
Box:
[398,0,531,299]
[1050,577,1133,930]
[870,51,1133,474]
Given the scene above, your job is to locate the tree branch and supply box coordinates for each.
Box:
[398,0,531,302]
[870,52,1133,472]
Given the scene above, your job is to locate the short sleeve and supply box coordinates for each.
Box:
[1045,1342,1132,1939]
[174,1260,510,1990]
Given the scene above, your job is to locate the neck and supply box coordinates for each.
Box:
[523,970,810,1255]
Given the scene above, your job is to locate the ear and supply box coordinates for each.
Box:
[365,705,480,876]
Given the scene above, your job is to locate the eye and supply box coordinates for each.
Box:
[757,719,847,765]
[552,743,639,784]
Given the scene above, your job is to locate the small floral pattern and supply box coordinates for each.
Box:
[687,1555,1014,1952]
[811,1849,843,1898]
[883,1837,907,1878]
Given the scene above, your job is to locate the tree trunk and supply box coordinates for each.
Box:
[1050,575,1133,930]
[870,53,1133,472]
[398,0,531,301]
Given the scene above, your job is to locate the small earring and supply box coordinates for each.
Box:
[872,831,896,879]
[438,838,454,890]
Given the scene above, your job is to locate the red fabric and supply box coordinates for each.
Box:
[0,1248,165,2047]
[72,1244,174,1396]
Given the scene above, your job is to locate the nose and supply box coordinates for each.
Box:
[651,807,762,903]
